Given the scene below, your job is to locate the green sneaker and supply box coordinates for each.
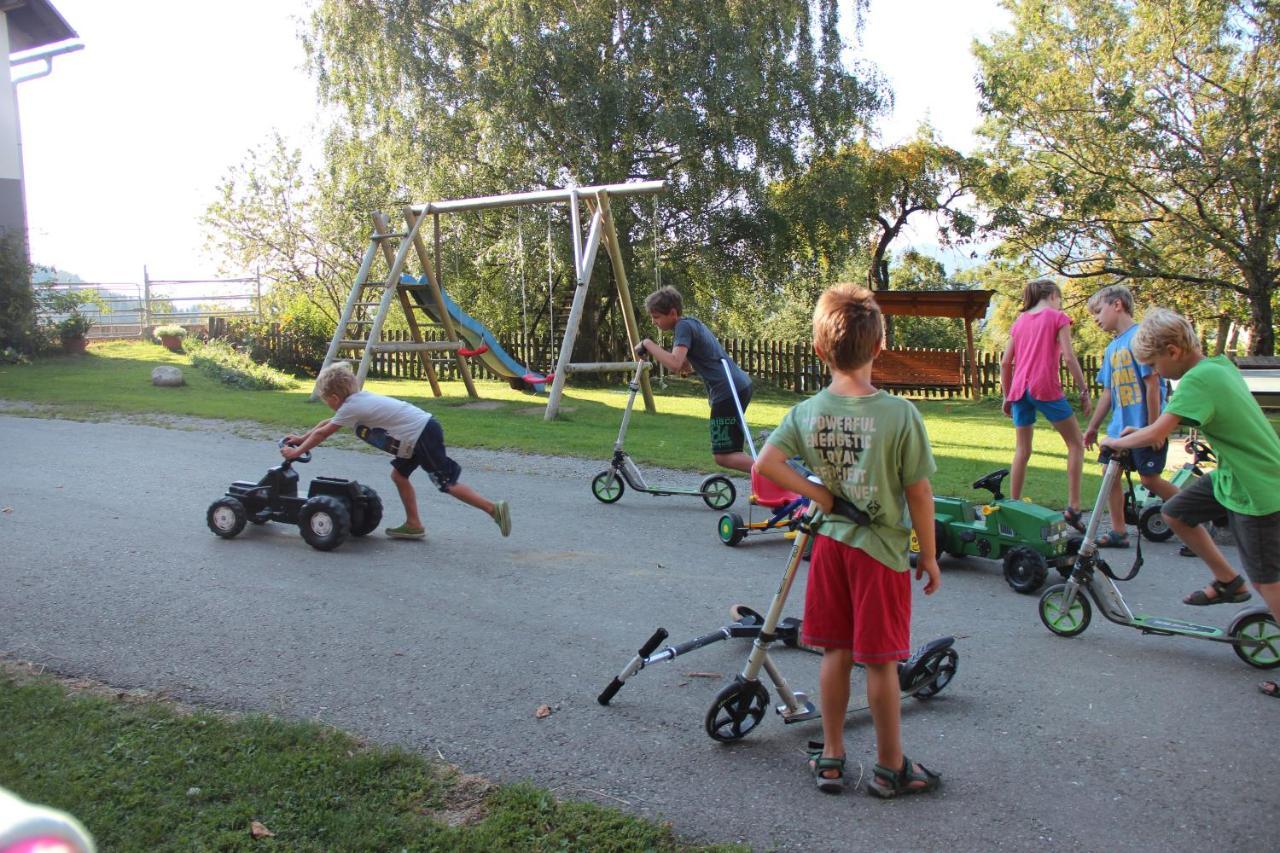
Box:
[386,524,426,540]
[491,500,511,537]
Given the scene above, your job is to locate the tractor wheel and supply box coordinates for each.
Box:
[299,495,351,551]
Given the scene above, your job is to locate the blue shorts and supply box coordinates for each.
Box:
[1098,443,1167,476]
[390,419,462,492]
[1010,392,1074,427]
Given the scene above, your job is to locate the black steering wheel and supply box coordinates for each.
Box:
[278,437,311,464]
[971,469,1010,501]
[1185,437,1216,465]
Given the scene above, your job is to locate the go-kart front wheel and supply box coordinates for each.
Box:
[699,475,736,510]
[1230,612,1280,670]
[591,470,625,504]
[718,512,746,546]
[1039,584,1092,637]
[704,676,769,742]
[299,495,351,551]
[207,497,247,539]
[1003,546,1049,594]
[1138,504,1173,542]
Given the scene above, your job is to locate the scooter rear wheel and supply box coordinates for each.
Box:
[591,470,625,504]
[908,647,959,699]
[699,475,736,510]
[1230,612,1280,669]
[705,677,770,742]
[1039,583,1092,637]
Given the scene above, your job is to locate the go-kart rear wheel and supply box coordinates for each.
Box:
[591,470,625,504]
[299,495,351,551]
[207,498,247,539]
[1003,546,1049,594]
[1039,583,1092,637]
[908,647,959,699]
[1138,504,1173,542]
[349,485,383,537]
[718,512,747,546]
[704,677,770,742]
[700,475,736,510]
[1230,612,1280,669]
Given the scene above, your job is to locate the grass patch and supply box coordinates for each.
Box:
[9,339,1271,504]
[0,666,735,851]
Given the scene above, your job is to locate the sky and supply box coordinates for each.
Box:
[18,0,1009,285]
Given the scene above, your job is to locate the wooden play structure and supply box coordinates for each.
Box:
[868,290,994,400]
[313,181,665,420]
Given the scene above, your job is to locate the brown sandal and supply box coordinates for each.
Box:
[1183,575,1251,606]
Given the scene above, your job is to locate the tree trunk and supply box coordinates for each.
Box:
[1214,315,1231,356]
[1246,275,1275,356]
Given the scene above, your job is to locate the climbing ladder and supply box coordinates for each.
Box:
[311,208,477,401]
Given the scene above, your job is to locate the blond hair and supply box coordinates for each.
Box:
[1086,284,1134,315]
[1132,308,1200,363]
[315,361,360,400]
[1022,277,1061,312]
[813,283,884,371]
[644,286,683,316]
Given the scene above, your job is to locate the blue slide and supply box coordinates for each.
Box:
[402,276,552,392]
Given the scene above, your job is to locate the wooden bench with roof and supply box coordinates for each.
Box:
[868,290,995,399]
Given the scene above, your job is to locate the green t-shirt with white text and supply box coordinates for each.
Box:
[766,389,935,571]
[1165,355,1280,516]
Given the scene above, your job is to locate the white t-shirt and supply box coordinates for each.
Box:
[329,390,431,459]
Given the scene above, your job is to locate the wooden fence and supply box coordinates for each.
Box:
[208,320,1107,399]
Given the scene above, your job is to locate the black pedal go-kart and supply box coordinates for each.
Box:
[206,439,383,551]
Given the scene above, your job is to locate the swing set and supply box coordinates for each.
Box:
[313,181,664,420]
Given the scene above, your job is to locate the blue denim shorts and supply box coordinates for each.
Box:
[1097,443,1167,476]
[1010,392,1074,427]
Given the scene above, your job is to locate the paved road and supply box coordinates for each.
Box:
[1,414,1276,851]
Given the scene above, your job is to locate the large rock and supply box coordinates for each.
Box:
[151,366,185,387]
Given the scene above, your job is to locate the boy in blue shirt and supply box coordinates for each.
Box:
[1082,286,1178,548]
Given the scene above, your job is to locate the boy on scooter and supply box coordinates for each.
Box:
[754,283,943,796]
[635,287,754,474]
[1099,308,1280,700]
[1082,285,1180,549]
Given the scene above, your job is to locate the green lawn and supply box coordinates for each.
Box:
[1,666,734,852]
[0,340,1109,504]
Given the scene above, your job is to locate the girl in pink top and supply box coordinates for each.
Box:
[1000,278,1093,529]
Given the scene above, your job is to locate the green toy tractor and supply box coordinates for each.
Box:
[1122,436,1216,542]
[911,468,1081,595]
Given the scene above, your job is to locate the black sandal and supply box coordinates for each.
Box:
[806,741,845,794]
[867,755,941,799]
[1183,575,1252,606]
[1063,507,1086,533]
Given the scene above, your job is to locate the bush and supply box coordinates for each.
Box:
[213,315,330,376]
[0,234,34,352]
[152,324,188,340]
[189,339,299,391]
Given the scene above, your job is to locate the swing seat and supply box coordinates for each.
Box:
[750,468,800,510]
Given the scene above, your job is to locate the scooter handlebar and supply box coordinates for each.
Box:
[597,627,668,706]
[830,496,872,527]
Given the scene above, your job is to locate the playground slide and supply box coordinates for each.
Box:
[402,276,551,392]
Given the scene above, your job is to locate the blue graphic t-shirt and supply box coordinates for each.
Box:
[1097,325,1165,436]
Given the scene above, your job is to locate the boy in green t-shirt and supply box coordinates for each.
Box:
[1100,308,1280,700]
[755,283,942,797]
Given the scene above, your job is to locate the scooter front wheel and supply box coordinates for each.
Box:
[1039,583,1092,637]
[907,647,959,699]
[705,676,769,742]
[591,470,625,504]
[1230,612,1280,669]
[699,475,736,510]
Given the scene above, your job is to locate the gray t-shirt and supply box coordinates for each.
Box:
[672,317,751,404]
[329,390,431,459]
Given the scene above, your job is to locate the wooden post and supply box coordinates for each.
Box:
[371,212,442,397]
[964,317,978,400]
[596,192,656,413]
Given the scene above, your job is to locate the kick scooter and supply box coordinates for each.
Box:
[599,496,960,742]
[590,360,737,509]
[1038,450,1280,668]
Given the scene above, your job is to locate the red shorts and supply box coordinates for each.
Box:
[801,535,912,664]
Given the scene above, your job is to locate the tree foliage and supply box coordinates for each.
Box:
[975,0,1280,354]
[284,0,883,359]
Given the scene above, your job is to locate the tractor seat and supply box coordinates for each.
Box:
[750,468,801,510]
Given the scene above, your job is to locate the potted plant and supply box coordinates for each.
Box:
[152,324,188,352]
[56,311,93,354]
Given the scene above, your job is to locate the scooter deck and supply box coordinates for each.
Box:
[1130,613,1233,641]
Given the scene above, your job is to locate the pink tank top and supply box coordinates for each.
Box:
[1007,309,1072,401]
